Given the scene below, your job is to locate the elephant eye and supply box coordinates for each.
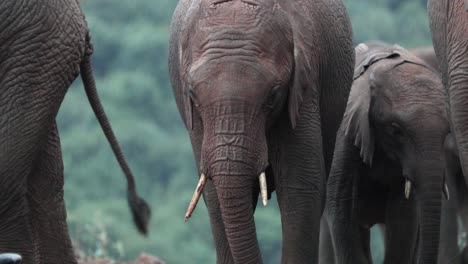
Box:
[265,86,282,109]
[389,122,403,137]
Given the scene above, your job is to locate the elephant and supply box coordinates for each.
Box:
[0,1,150,263]
[0,254,21,264]
[428,0,468,180]
[326,43,449,264]
[168,0,355,263]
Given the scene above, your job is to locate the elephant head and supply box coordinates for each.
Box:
[328,43,449,263]
[175,1,302,262]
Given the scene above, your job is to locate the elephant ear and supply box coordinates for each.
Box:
[183,86,194,130]
[177,3,202,130]
[343,73,375,166]
[343,43,400,165]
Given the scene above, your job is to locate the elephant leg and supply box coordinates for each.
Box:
[271,110,325,263]
[438,168,461,264]
[26,122,77,264]
[383,185,417,264]
[438,197,460,264]
[0,90,63,262]
[454,172,468,263]
[0,180,34,263]
[359,226,373,264]
[319,213,335,264]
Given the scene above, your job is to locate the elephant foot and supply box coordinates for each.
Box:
[0,254,21,264]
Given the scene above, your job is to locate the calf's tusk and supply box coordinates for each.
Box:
[443,183,450,200]
[259,172,268,207]
[185,173,207,222]
[405,179,412,200]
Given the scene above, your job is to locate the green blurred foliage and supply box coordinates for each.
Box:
[58,0,432,263]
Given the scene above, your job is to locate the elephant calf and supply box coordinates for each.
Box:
[326,43,449,264]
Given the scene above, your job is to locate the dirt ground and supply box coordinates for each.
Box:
[77,253,166,264]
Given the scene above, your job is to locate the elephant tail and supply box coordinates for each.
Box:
[80,56,151,236]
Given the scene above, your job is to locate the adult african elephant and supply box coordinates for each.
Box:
[428,0,468,179]
[0,1,150,263]
[168,0,354,263]
[327,43,449,264]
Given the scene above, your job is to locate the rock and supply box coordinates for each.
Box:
[135,253,166,264]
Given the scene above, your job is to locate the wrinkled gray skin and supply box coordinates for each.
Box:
[327,43,449,264]
[0,1,150,263]
[428,0,468,182]
[168,0,354,263]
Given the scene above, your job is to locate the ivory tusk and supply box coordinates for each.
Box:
[405,179,412,200]
[259,172,268,207]
[185,173,207,222]
[443,183,450,200]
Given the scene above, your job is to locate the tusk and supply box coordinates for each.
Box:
[443,183,450,200]
[259,172,268,207]
[185,173,207,222]
[405,179,412,200]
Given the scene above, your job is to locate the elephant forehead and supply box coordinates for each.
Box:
[198,0,277,29]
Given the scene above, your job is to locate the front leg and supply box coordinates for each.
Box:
[269,110,325,263]
[319,212,335,264]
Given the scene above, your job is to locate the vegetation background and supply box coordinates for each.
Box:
[60,0,433,262]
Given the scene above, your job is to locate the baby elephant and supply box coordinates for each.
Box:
[0,254,21,264]
[326,43,449,264]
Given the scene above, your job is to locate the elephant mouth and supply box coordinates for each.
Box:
[184,171,268,222]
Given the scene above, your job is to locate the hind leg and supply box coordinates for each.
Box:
[319,212,335,264]
[0,48,75,263]
[27,122,77,264]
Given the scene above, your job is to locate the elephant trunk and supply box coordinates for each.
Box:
[212,172,262,264]
[414,158,443,264]
[448,76,468,178]
[326,129,366,263]
[201,101,267,264]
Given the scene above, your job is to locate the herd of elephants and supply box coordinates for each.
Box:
[1,0,468,263]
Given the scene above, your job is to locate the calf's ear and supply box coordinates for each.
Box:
[342,75,375,166]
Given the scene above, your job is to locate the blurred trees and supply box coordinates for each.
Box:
[58,0,432,263]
